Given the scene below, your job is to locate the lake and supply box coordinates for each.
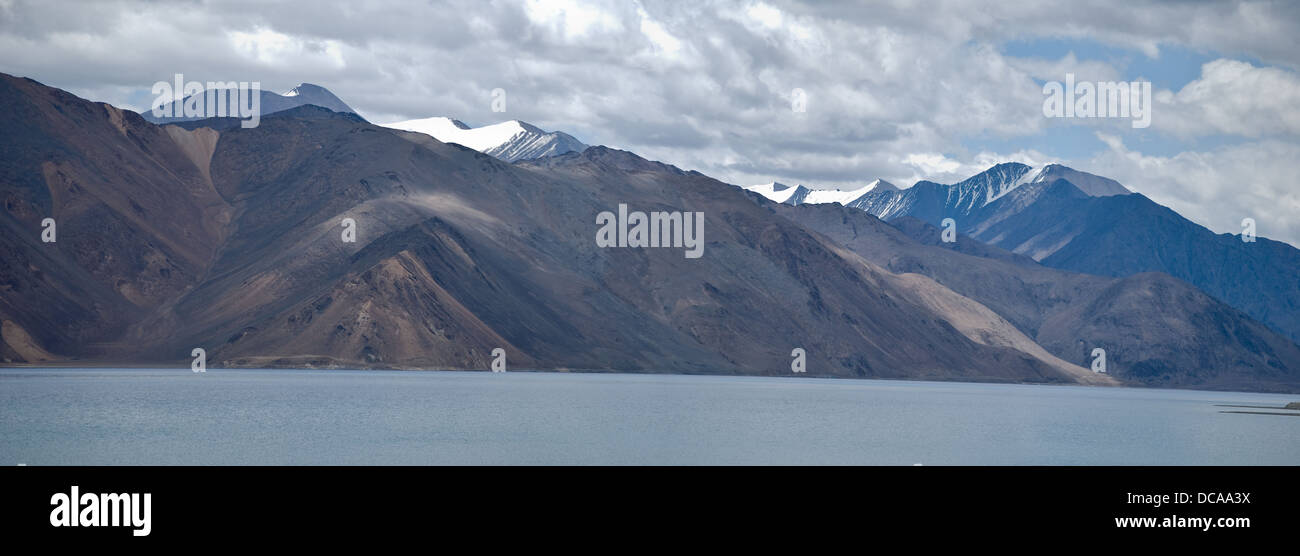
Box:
[1,368,1296,465]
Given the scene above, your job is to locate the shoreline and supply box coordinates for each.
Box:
[4,363,1300,397]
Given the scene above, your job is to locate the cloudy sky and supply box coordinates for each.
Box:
[2,0,1299,245]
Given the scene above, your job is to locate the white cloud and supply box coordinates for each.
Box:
[1153,59,1300,138]
[746,3,783,30]
[900,153,962,178]
[523,0,624,40]
[228,27,347,70]
[636,5,683,56]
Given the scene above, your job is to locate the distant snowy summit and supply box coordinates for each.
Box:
[143,82,362,124]
[1029,164,1130,197]
[382,116,587,162]
[743,178,898,206]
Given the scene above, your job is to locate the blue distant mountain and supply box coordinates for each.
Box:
[142,82,363,124]
[830,164,1300,344]
[843,162,1128,222]
[967,180,1300,344]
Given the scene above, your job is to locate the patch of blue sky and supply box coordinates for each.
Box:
[1000,37,1220,91]
[957,38,1271,161]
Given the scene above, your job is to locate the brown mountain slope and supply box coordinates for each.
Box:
[0,75,231,358]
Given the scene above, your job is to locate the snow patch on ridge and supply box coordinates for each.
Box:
[382,116,587,162]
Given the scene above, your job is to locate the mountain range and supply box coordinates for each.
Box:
[1,72,1297,393]
[745,162,1300,347]
[752,163,1127,218]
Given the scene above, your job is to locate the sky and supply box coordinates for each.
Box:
[2,0,1299,245]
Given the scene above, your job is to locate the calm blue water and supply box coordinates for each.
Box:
[0,368,1296,465]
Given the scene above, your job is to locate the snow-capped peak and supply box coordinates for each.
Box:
[973,163,1036,204]
[381,116,587,162]
[405,115,471,130]
[282,83,329,97]
[950,162,1131,203]
[1028,163,1131,196]
[802,179,898,205]
[743,182,810,204]
[867,178,899,192]
[143,81,361,123]
[741,179,899,206]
